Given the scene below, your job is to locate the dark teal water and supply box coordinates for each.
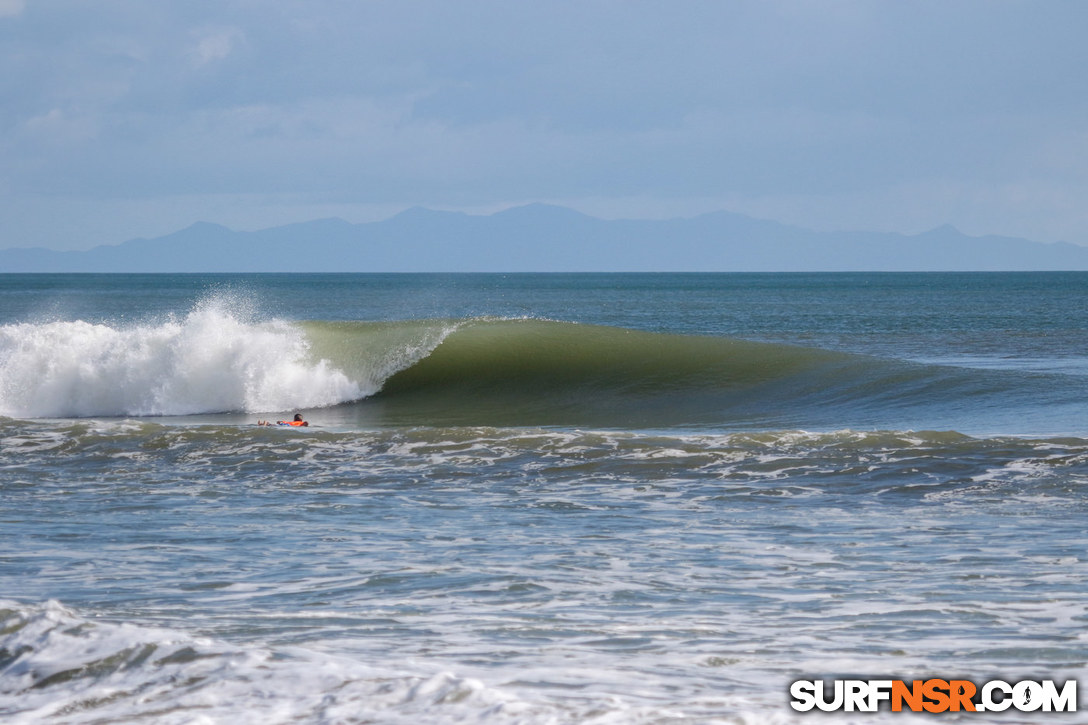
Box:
[2,273,1087,723]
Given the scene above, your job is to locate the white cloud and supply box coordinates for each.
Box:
[0,0,24,19]
[23,107,97,143]
[188,27,243,67]
[5,1,1088,249]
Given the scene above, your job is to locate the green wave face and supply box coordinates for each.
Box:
[306,318,994,429]
[299,318,462,395]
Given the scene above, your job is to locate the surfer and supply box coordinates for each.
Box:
[257,414,309,427]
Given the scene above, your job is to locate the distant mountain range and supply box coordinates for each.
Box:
[4,204,1088,272]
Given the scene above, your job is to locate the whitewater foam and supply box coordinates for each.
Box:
[0,600,538,725]
[1,600,786,725]
[0,299,362,418]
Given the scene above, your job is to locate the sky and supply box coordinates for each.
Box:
[3,0,1088,251]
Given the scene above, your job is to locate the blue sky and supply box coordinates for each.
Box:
[3,0,1088,251]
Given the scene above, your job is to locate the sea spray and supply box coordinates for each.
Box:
[0,299,362,417]
[299,317,462,395]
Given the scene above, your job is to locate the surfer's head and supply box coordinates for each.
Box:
[294,413,303,421]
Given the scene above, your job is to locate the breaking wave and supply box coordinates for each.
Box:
[0,298,1069,431]
[0,300,374,418]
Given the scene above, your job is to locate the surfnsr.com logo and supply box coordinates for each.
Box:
[790,679,1077,713]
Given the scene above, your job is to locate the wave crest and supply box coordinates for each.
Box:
[0,300,363,417]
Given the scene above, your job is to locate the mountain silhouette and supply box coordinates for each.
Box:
[3,204,1088,272]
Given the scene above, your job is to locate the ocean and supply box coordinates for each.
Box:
[1,272,1087,723]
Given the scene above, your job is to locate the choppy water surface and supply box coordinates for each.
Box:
[2,273,1088,723]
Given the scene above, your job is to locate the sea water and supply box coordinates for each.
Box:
[2,272,1087,723]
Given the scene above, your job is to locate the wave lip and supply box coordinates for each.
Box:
[363,318,1012,430]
